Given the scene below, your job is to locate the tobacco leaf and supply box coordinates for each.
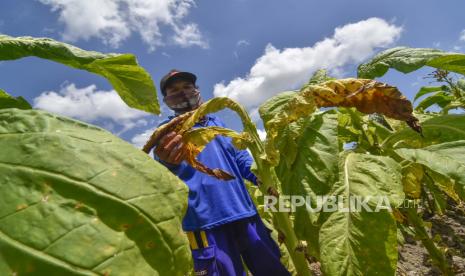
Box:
[0,109,191,275]
[143,98,255,180]
[0,88,32,110]
[260,78,421,166]
[358,47,465,79]
[0,34,159,114]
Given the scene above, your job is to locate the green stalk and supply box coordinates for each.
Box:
[244,122,312,276]
[403,207,453,275]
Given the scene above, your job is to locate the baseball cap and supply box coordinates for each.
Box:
[160,69,197,96]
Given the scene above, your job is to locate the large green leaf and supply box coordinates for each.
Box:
[358,47,465,79]
[413,86,447,102]
[275,111,339,258]
[319,153,404,276]
[274,110,404,274]
[0,109,190,275]
[0,88,32,110]
[0,34,159,114]
[395,140,465,201]
[382,114,465,149]
[415,91,453,111]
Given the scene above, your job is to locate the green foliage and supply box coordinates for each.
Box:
[413,86,447,102]
[0,109,191,276]
[2,36,465,276]
[0,88,32,110]
[382,114,465,149]
[358,47,465,79]
[0,34,159,114]
[395,141,465,201]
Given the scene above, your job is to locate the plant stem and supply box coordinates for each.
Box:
[244,123,312,276]
[259,162,312,276]
[403,207,453,275]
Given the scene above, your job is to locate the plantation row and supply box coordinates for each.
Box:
[0,34,464,275]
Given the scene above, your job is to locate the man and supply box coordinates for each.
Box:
[153,69,291,276]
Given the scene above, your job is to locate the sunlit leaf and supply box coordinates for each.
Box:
[0,109,190,275]
[0,34,159,114]
[0,88,32,110]
[413,86,447,102]
[358,47,465,79]
[415,91,453,111]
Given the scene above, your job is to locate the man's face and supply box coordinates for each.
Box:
[163,79,201,113]
[165,80,196,97]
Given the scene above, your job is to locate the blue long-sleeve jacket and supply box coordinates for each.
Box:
[154,114,258,231]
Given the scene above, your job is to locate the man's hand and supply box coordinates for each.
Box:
[154,131,185,165]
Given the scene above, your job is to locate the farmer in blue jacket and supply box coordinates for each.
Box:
[153,70,291,276]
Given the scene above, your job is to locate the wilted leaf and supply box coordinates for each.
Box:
[402,163,424,199]
[0,109,191,275]
[0,88,32,110]
[307,79,419,126]
[182,127,251,181]
[260,78,419,166]
[143,98,259,180]
[0,34,159,114]
[259,90,317,165]
[183,126,250,152]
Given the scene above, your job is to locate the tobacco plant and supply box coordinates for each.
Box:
[1,35,464,276]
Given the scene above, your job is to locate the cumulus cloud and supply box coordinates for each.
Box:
[131,127,157,149]
[38,0,208,50]
[214,17,402,114]
[460,29,465,42]
[33,83,151,134]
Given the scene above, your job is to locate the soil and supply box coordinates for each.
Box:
[397,202,465,275]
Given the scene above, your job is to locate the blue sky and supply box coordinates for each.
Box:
[1,0,465,147]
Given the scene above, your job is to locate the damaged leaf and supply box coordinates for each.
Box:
[143,98,258,180]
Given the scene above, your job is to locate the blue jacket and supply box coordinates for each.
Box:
[154,114,258,231]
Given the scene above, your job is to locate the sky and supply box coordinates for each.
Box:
[1,0,465,148]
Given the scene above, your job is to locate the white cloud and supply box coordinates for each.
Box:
[213,17,402,115]
[172,23,209,49]
[256,128,267,141]
[38,0,208,50]
[131,127,156,149]
[237,40,250,47]
[33,83,151,134]
[460,29,465,42]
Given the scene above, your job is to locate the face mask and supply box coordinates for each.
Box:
[163,88,202,113]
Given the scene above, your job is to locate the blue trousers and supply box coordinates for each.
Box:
[185,215,291,276]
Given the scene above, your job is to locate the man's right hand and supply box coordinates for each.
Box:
[154,131,185,165]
